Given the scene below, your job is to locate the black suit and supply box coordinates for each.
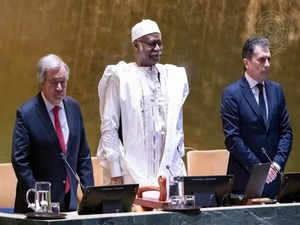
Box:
[221,76,293,198]
[11,93,94,213]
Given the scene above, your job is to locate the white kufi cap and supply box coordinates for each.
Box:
[131,19,161,43]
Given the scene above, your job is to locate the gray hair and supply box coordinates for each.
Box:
[37,54,70,84]
[242,37,270,59]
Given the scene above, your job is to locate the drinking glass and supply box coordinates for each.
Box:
[51,202,60,214]
[184,195,195,207]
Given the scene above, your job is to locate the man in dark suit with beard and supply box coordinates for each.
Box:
[221,37,293,198]
[12,54,94,213]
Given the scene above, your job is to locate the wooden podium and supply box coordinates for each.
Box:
[245,198,275,205]
[228,196,274,206]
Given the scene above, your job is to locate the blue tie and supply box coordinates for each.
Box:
[257,83,267,125]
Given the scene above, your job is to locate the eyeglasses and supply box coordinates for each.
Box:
[46,79,67,88]
[138,40,163,49]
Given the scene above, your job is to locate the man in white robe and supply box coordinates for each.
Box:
[97,19,189,191]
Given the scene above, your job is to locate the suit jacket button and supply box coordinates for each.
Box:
[62,180,66,184]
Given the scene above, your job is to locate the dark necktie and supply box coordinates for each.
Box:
[256,83,267,124]
[53,106,70,193]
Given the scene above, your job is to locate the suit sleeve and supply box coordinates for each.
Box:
[221,89,260,172]
[11,109,35,190]
[77,108,95,187]
[273,86,293,169]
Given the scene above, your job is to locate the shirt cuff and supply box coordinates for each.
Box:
[272,162,281,171]
[109,161,122,177]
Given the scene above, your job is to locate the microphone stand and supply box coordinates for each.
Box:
[60,152,86,190]
[261,147,281,174]
[166,165,174,177]
[261,147,273,164]
[261,148,281,202]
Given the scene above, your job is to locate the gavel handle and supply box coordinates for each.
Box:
[137,176,167,201]
[137,186,160,198]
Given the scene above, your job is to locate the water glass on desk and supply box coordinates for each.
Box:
[169,179,178,197]
[51,202,60,214]
[184,195,195,207]
[169,195,195,208]
[175,176,184,199]
[168,176,184,206]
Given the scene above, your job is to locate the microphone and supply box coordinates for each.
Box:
[60,152,86,190]
[261,147,282,175]
[261,147,273,164]
[166,165,174,177]
[261,148,282,202]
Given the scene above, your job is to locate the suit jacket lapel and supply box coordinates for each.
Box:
[240,76,267,129]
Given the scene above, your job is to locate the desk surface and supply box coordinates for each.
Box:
[1,203,300,225]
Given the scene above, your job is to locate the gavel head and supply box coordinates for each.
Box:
[158,176,167,201]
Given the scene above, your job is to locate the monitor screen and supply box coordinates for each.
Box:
[183,175,234,207]
[278,173,300,203]
[78,184,139,215]
[244,163,270,199]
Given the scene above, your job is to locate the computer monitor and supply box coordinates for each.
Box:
[278,173,300,203]
[244,163,270,199]
[183,175,234,207]
[78,184,139,215]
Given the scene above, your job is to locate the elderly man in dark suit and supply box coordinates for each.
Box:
[11,54,94,213]
[221,37,293,198]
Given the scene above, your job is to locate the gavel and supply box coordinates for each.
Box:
[137,176,167,201]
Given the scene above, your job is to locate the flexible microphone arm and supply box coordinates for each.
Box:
[60,152,86,190]
[261,147,273,164]
[166,165,175,177]
[261,147,282,173]
[261,147,283,190]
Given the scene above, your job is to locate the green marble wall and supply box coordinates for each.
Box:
[1,203,300,224]
[1,0,300,171]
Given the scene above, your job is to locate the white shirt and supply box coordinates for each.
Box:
[138,65,167,177]
[41,92,69,147]
[244,72,269,119]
